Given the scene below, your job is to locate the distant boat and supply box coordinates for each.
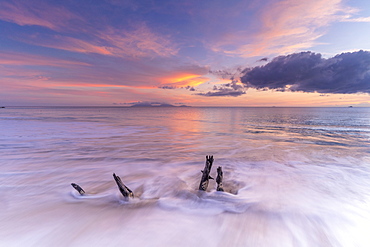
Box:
[349,106,353,108]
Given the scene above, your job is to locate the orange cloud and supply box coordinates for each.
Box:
[160,74,210,88]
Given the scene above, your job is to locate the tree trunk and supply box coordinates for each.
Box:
[198,155,214,191]
[71,183,85,195]
[113,173,134,199]
[216,166,224,191]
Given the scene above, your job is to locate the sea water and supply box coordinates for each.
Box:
[1,107,370,247]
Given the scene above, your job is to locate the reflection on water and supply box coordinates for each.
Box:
[1,107,370,246]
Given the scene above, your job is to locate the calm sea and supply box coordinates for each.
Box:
[1,107,370,246]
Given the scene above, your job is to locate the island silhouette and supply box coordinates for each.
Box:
[130,102,189,107]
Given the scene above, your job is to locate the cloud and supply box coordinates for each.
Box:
[202,67,247,96]
[185,86,196,91]
[197,81,246,97]
[97,24,178,58]
[0,2,178,58]
[209,69,236,80]
[158,65,210,88]
[12,23,177,58]
[0,0,80,31]
[159,85,177,89]
[341,16,370,22]
[258,57,269,62]
[0,51,90,67]
[240,50,370,94]
[211,0,355,57]
[0,49,209,91]
[249,0,341,55]
[159,84,197,91]
[197,88,246,97]
[17,35,113,56]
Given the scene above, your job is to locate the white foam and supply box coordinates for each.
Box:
[2,107,370,246]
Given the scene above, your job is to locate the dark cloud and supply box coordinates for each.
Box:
[209,67,243,80]
[159,85,177,89]
[223,81,244,91]
[197,81,246,97]
[257,57,268,62]
[160,85,196,91]
[113,102,132,105]
[241,50,370,94]
[185,85,196,91]
[197,89,245,97]
[209,69,234,80]
[198,69,246,97]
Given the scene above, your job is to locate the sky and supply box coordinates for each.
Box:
[1,0,370,107]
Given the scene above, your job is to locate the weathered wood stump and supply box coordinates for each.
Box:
[113,173,134,199]
[216,166,224,191]
[199,155,214,191]
[71,183,85,195]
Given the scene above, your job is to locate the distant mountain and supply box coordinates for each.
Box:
[130,102,189,107]
[131,102,174,107]
[130,102,156,107]
[156,103,175,107]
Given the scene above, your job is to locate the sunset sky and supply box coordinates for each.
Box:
[1,0,370,106]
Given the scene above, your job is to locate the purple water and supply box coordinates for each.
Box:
[1,107,370,246]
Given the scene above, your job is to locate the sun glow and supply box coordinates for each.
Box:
[160,74,210,88]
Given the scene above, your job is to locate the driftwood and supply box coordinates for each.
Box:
[199,155,214,191]
[72,156,223,201]
[71,183,85,195]
[113,173,134,199]
[216,166,224,191]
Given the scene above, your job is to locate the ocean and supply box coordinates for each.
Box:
[1,106,370,247]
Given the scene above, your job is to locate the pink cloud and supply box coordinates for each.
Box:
[211,0,354,57]
[0,75,181,106]
[0,51,209,91]
[16,35,113,56]
[11,24,177,58]
[0,2,177,58]
[95,24,179,58]
[0,0,80,31]
[0,52,90,67]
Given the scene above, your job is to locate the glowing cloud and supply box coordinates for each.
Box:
[211,0,355,57]
[160,74,209,88]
